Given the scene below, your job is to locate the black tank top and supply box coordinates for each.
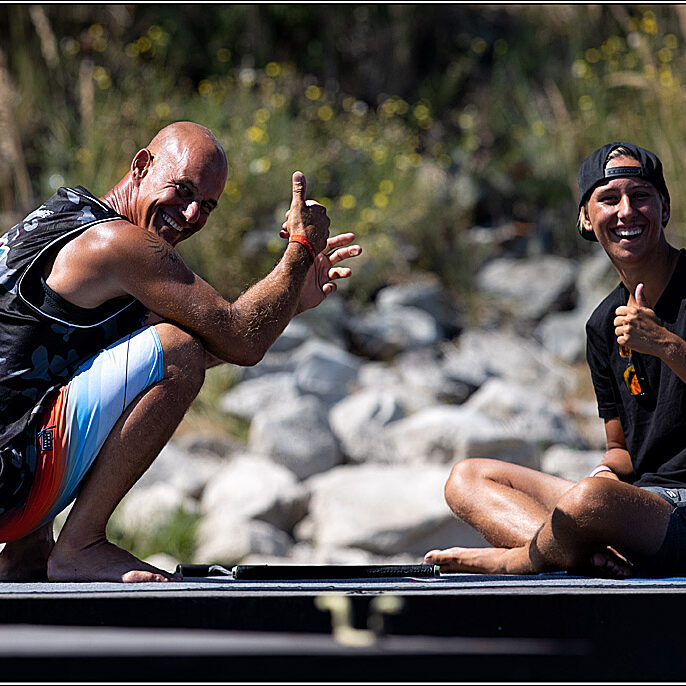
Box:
[0,186,148,450]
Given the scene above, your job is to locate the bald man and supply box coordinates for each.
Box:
[0,121,360,582]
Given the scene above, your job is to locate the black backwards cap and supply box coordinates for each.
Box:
[577,142,670,241]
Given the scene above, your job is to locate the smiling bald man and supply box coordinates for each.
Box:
[0,121,361,582]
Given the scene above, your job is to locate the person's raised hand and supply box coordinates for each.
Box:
[296,232,362,313]
[283,171,329,256]
[614,282,664,355]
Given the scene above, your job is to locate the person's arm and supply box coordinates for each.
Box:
[615,282,686,384]
[589,416,634,482]
[50,173,338,366]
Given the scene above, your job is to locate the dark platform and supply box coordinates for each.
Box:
[1,572,685,682]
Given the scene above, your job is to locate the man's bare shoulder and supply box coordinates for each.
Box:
[71,220,187,271]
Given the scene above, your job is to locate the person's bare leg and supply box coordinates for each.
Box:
[426,477,674,578]
[47,324,206,582]
[0,522,54,581]
[443,458,574,548]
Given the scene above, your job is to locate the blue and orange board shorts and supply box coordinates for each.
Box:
[0,326,163,542]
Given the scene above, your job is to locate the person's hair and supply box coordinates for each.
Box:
[577,146,668,233]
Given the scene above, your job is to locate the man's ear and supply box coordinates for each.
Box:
[580,205,596,237]
[131,148,153,181]
[662,200,671,228]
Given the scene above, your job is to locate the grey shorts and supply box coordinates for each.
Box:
[632,486,686,577]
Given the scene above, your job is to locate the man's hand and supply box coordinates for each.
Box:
[283,171,330,255]
[296,233,362,313]
[614,283,669,357]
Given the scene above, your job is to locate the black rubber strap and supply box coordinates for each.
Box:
[177,563,440,579]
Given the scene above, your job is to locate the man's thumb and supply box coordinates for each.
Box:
[291,171,307,207]
[635,282,647,308]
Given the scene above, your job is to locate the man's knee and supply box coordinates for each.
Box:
[445,458,496,508]
[154,323,206,395]
[549,477,609,538]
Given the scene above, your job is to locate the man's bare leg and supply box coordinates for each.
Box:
[0,522,54,581]
[426,477,674,578]
[444,458,574,548]
[47,324,206,582]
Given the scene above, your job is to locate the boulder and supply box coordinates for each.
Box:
[133,442,224,500]
[195,518,293,565]
[345,305,443,360]
[291,338,361,404]
[248,394,343,479]
[219,372,300,420]
[113,482,198,536]
[200,453,309,531]
[463,377,583,447]
[329,389,405,462]
[475,255,578,321]
[540,444,605,483]
[370,405,539,467]
[296,464,487,557]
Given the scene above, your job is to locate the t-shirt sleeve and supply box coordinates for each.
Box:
[585,317,619,420]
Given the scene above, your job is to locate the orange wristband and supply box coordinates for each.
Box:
[289,234,317,262]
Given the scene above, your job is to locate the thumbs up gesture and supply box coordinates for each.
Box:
[282,171,330,256]
[613,283,663,355]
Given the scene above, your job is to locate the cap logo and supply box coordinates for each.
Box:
[605,166,642,178]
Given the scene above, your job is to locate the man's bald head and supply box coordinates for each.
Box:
[147,122,228,181]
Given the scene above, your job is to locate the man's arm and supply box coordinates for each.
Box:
[590,416,634,482]
[48,173,339,366]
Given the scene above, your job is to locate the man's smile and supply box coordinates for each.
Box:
[161,211,183,233]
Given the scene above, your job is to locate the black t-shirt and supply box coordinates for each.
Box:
[585,249,686,487]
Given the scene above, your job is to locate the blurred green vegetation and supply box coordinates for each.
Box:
[2,5,686,306]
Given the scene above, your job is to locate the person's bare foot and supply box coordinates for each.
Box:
[586,547,632,579]
[47,537,179,582]
[0,524,55,581]
[424,545,534,575]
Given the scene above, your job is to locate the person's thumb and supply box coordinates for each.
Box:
[291,171,307,209]
[635,282,647,308]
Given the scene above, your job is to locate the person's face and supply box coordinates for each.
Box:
[582,155,670,265]
[133,139,227,246]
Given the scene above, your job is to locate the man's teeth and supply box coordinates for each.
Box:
[615,227,642,238]
[162,212,183,232]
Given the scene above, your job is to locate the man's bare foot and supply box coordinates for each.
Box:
[47,537,179,582]
[587,548,632,579]
[0,524,55,581]
[424,545,535,575]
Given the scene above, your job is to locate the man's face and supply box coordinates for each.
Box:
[582,155,669,265]
[135,139,227,246]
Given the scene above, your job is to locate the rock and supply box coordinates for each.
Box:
[540,444,605,482]
[476,255,578,321]
[195,518,293,565]
[345,305,443,360]
[248,394,343,479]
[220,372,300,420]
[291,339,361,404]
[200,453,309,531]
[133,442,224,500]
[442,328,576,398]
[372,405,539,467]
[173,432,241,459]
[145,552,180,575]
[296,464,487,557]
[536,308,589,363]
[113,482,198,536]
[269,318,311,353]
[395,347,476,405]
[329,389,405,462]
[375,276,463,337]
[463,377,583,447]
